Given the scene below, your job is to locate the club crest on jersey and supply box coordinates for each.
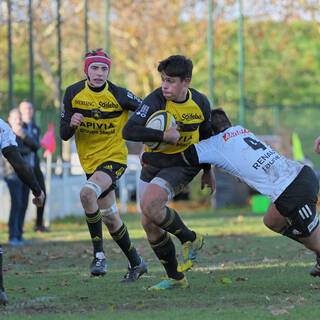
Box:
[92,108,102,120]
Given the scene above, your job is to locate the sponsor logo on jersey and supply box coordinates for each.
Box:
[74,99,95,106]
[252,149,281,172]
[80,121,115,130]
[181,113,202,121]
[98,101,120,109]
[127,91,142,103]
[177,135,193,147]
[136,104,149,118]
[223,128,251,142]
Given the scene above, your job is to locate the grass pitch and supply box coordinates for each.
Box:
[0,205,319,319]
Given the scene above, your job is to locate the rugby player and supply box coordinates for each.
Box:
[60,49,147,282]
[142,108,320,277]
[123,55,215,290]
[0,117,45,305]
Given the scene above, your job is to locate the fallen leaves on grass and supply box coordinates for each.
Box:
[271,309,288,315]
[60,280,70,286]
[35,270,45,274]
[286,296,305,304]
[9,253,22,260]
[235,277,248,281]
[38,286,50,291]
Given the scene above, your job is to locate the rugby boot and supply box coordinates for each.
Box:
[120,257,148,283]
[148,277,189,290]
[91,252,107,276]
[178,233,204,272]
[310,255,320,277]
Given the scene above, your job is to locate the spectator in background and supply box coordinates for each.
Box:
[2,109,37,245]
[314,136,320,154]
[19,100,48,232]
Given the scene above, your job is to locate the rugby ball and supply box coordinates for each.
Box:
[144,110,176,151]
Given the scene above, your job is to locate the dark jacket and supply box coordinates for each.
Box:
[2,121,41,177]
[2,135,31,177]
[21,121,41,168]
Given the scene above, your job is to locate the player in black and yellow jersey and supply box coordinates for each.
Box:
[60,49,147,282]
[123,55,215,290]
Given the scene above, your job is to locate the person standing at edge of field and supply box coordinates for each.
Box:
[60,48,147,282]
[314,136,320,154]
[19,100,49,233]
[0,117,45,305]
[122,55,215,290]
[142,108,320,278]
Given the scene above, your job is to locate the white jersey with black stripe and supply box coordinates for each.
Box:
[195,125,303,202]
[0,118,17,152]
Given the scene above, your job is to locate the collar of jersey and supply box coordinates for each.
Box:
[170,89,191,104]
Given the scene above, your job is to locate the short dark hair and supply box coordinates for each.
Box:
[211,108,232,134]
[157,55,193,80]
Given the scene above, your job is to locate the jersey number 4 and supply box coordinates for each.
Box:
[243,137,266,151]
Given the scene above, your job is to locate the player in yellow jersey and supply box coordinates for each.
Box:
[123,55,215,289]
[60,49,147,282]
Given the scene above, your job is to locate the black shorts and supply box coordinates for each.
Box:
[140,165,201,197]
[86,161,127,199]
[275,166,319,236]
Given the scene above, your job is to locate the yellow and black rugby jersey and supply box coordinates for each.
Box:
[60,80,142,174]
[123,87,212,154]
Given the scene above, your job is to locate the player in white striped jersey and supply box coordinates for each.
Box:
[142,108,320,277]
[0,118,45,305]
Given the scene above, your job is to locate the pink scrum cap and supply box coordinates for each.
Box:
[84,50,111,76]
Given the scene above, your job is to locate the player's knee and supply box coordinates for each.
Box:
[263,214,278,231]
[140,193,164,218]
[80,181,102,206]
[80,187,96,207]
